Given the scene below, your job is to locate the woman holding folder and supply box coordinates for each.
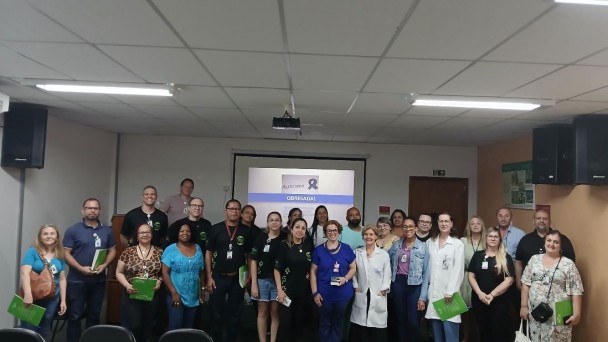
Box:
[19,224,67,339]
[116,223,163,341]
[425,212,464,342]
[467,226,514,342]
[520,230,583,342]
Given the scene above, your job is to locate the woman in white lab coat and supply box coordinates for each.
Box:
[425,212,465,342]
[349,225,392,342]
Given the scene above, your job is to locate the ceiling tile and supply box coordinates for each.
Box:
[225,88,291,109]
[350,93,409,115]
[570,87,608,102]
[577,48,608,67]
[293,90,357,113]
[28,0,182,46]
[485,5,608,64]
[388,0,552,59]
[0,83,61,101]
[344,113,399,126]
[515,100,608,121]
[391,115,451,128]
[433,117,503,130]
[0,45,69,79]
[153,0,283,51]
[291,54,378,92]
[3,42,141,82]
[285,0,414,56]
[506,65,608,100]
[99,46,215,85]
[406,106,468,117]
[76,102,148,117]
[172,86,234,108]
[195,50,287,88]
[365,59,469,93]
[132,104,197,119]
[436,62,562,96]
[459,108,529,119]
[0,1,80,41]
[189,107,247,123]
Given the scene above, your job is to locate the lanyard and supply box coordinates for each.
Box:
[225,222,238,242]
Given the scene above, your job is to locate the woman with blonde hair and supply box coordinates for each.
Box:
[468,226,514,342]
[460,216,487,341]
[20,224,67,338]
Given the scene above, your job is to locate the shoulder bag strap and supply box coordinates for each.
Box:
[545,256,562,300]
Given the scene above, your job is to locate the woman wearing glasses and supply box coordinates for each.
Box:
[251,212,287,342]
[460,216,487,341]
[311,220,357,342]
[467,226,514,342]
[388,216,430,342]
[376,217,399,251]
[116,223,163,341]
[520,230,583,342]
[425,212,464,342]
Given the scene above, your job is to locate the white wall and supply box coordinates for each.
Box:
[117,135,478,224]
[0,116,116,328]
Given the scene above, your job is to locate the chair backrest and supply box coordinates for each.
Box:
[159,328,213,342]
[0,328,45,342]
[79,325,135,342]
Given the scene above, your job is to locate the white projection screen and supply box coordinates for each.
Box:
[233,154,366,228]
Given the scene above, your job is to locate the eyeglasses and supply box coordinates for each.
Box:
[403,225,416,230]
[487,235,500,240]
[84,207,100,210]
[419,220,431,224]
[268,219,281,223]
[326,229,339,234]
[138,232,152,236]
[226,207,241,212]
[190,204,204,208]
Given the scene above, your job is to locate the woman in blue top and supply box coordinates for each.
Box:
[311,220,357,342]
[161,224,205,331]
[388,216,430,342]
[20,224,67,338]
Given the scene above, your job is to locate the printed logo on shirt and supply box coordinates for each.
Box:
[154,222,161,231]
[200,231,207,241]
[306,252,311,262]
[236,236,245,246]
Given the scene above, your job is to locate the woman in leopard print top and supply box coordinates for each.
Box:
[116,223,163,342]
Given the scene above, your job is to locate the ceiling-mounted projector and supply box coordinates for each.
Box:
[273,109,301,130]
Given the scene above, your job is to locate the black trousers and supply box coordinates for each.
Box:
[472,298,513,342]
[277,294,308,342]
[209,274,245,342]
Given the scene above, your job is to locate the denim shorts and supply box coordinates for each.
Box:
[254,277,277,302]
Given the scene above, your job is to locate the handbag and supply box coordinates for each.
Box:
[530,257,561,323]
[20,253,56,301]
[514,319,531,342]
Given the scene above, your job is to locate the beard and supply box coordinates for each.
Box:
[348,219,361,227]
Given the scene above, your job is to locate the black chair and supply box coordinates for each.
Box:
[159,328,213,342]
[0,328,46,342]
[79,325,135,342]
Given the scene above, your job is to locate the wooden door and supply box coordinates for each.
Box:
[408,176,469,237]
[106,214,125,324]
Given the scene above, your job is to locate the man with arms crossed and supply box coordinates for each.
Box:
[121,185,168,248]
[63,198,116,342]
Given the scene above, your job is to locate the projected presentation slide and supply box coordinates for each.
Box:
[247,167,355,227]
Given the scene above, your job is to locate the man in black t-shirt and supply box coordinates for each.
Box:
[515,209,576,290]
[167,197,212,251]
[120,185,168,247]
[205,199,253,342]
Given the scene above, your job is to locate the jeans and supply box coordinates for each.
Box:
[20,294,59,339]
[165,292,198,331]
[209,273,245,342]
[66,281,106,342]
[430,319,460,342]
[392,275,422,342]
[318,299,350,342]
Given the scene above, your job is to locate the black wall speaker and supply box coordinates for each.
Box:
[1,104,48,168]
[574,114,608,184]
[532,124,573,184]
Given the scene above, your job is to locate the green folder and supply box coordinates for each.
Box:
[7,294,46,326]
[432,292,468,321]
[129,277,157,301]
[239,265,248,289]
[91,249,108,271]
[554,298,573,326]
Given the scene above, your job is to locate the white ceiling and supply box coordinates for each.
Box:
[1,0,608,146]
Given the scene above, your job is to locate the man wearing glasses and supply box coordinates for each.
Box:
[205,199,253,342]
[416,213,433,242]
[167,197,211,252]
[120,185,168,247]
[63,198,116,342]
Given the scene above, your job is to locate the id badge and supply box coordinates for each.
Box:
[400,254,408,263]
[263,245,270,253]
[50,264,58,275]
[227,251,233,260]
[95,238,101,248]
[481,261,488,270]
[330,277,340,286]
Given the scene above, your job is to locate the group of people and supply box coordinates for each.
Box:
[17,178,584,342]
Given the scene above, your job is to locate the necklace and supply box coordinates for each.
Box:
[138,245,152,260]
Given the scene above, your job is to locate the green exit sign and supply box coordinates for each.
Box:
[433,169,446,176]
